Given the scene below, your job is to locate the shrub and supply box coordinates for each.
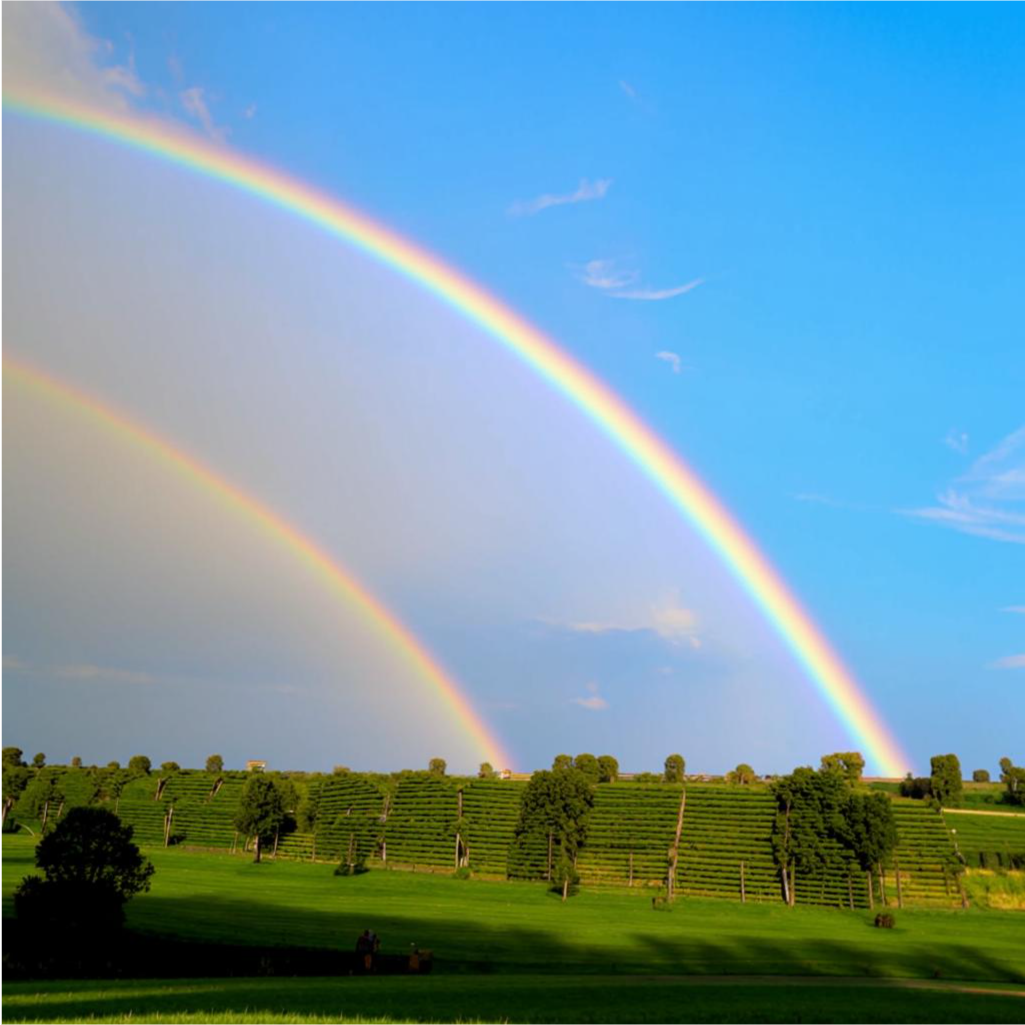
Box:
[453,865,472,880]
[32,753,46,768]
[972,769,990,783]
[874,912,896,929]
[428,758,447,777]
[160,761,180,774]
[127,755,151,775]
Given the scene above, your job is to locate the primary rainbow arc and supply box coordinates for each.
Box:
[4,89,911,776]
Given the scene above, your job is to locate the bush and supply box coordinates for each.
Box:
[874,912,896,929]
[128,755,151,775]
[972,769,991,783]
[453,865,472,880]
[160,761,180,774]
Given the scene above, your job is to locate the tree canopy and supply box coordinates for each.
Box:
[1000,757,1025,806]
[206,754,224,775]
[233,775,286,862]
[664,754,686,783]
[930,754,963,807]
[820,751,865,785]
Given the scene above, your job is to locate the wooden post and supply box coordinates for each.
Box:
[1,797,11,825]
[848,875,855,911]
[958,874,969,910]
[455,833,460,869]
[740,861,746,903]
[547,831,553,881]
[895,858,903,909]
[628,852,634,888]
[457,788,463,818]
[115,796,120,815]
[781,863,790,906]
[789,863,796,907]
[668,788,687,902]
[866,870,874,910]
[164,806,174,847]
[273,829,280,859]
[311,834,317,862]
[41,800,49,834]
[878,865,887,907]
[56,800,65,821]
[232,831,238,854]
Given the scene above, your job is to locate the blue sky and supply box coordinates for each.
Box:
[3,3,1022,775]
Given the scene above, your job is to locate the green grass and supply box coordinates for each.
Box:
[6,834,1025,980]
[4,976,1025,1024]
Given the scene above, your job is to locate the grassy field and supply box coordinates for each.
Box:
[6,835,1025,978]
[5,976,1025,1024]
[5,834,1025,1022]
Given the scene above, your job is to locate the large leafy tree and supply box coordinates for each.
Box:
[206,754,224,775]
[233,775,286,862]
[820,751,866,785]
[511,767,594,900]
[999,758,1025,806]
[844,791,899,876]
[597,755,619,783]
[573,754,601,784]
[930,754,963,807]
[727,763,757,785]
[14,807,154,936]
[664,754,686,783]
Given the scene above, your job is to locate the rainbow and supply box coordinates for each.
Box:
[4,357,511,770]
[4,89,911,775]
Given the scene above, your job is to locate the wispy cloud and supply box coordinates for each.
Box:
[903,426,1025,544]
[612,278,705,301]
[509,178,612,217]
[1002,606,1025,615]
[180,86,228,143]
[243,103,258,120]
[571,681,608,711]
[619,79,637,100]
[656,351,683,374]
[989,654,1025,670]
[565,591,701,649]
[576,257,704,302]
[944,429,969,455]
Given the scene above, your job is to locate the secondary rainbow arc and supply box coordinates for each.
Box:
[4,89,911,775]
[4,357,510,770]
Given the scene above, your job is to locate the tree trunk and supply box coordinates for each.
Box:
[41,800,49,834]
[867,870,874,910]
[2,797,12,825]
[789,863,796,907]
[546,832,553,881]
[878,863,887,906]
[273,829,280,859]
[562,876,569,902]
[253,834,262,863]
[781,862,791,906]
[895,858,903,909]
[628,851,634,888]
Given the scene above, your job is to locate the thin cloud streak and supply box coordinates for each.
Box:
[903,426,1025,544]
[611,277,705,301]
[656,351,683,374]
[989,654,1025,670]
[509,178,612,217]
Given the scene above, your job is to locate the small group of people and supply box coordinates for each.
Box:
[355,928,380,970]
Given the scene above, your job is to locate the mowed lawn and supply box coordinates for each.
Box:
[5,836,1023,979]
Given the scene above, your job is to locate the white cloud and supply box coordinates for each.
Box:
[571,681,608,711]
[2,3,134,111]
[989,654,1025,670]
[180,86,228,143]
[576,258,639,291]
[576,257,704,302]
[612,278,705,301]
[904,426,1025,544]
[566,591,701,648]
[656,351,683,374]
[944,429,969,454]
[509,178,612,217]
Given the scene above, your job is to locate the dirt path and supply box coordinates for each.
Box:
[944,808,1025,819]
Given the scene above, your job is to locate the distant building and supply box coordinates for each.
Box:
[245,760,267,772]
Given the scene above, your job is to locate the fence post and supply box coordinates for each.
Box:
[866,870,874,910]
[628,851,634,888]
[740,861,746,903]
[895,857,903,909]
[848,875,854,911]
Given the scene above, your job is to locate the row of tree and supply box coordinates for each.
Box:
[900,754,1025,807]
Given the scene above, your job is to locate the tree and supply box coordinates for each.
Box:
[107,761,121,771]
[14,807,154,937]
[2,762,31,824]
[511,768,594,901]
[770,767,849,906]
[478,762,496,779]
[32,752,46,768]
[664,754,686,783]
[930,754,963,807]
[3,747,25,768]
[727,763,757,785]
[845,791,899,878]
[206,754,224,775]
[71,756,83,768]
[999,758,1025,806]
[552,754,574,772]
[899,774,932,799]
[972,769,990,783]
[597,755,619,784]
[233,775,286,862]
[128,755,152,775]
[160,761,180,774]
[19,773,62,832]
[333,765,351,775]
[820,751,866,785]
[574,753,601,784]
[428,758,447,777]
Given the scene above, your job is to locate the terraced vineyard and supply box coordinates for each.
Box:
[9,769,971,909]
[577,783,681,887]
[945,810,1025,870]
[675,785,781,902]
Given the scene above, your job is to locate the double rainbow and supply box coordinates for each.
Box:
[4,89,910,775]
